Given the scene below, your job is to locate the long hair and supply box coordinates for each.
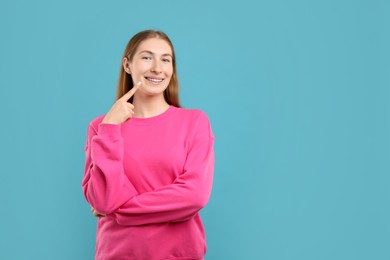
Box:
[116,30,181,107]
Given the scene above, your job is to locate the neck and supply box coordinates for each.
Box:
[132,95,170,118]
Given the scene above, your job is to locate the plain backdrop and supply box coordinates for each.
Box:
[1,0,389,259]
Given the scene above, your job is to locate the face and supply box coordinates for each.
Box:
[124,38,174,97]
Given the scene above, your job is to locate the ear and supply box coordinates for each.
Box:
[122,57,131,74]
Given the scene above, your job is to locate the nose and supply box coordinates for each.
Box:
[150,60,162,74]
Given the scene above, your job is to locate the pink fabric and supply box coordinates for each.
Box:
[82,106,214,260]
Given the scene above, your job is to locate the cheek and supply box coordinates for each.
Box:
[131,62,148,73]
[166,66,174,77]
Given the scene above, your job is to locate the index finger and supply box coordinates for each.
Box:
[120,81,142,101]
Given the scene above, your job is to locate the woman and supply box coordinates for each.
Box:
[82,30,215,260]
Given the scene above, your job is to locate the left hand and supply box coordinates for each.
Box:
[91,207,106,218]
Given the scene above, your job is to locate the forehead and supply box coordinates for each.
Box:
[136,38,172,55]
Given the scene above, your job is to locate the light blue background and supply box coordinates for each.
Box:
[1,0,389,259]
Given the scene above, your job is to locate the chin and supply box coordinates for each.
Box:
[142,88,166,96]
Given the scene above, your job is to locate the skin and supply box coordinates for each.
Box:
[92,38,174,218]
[102,38,174,124]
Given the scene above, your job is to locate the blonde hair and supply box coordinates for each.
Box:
[116,30,181,107]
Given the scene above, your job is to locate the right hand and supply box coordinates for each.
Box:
[102,83,141,124]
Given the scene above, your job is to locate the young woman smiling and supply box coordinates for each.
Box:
[82,30,215,260]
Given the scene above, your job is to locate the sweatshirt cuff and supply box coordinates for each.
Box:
[97,123,122,140]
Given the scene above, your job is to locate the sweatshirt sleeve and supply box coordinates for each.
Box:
[111,112,215,226]
[82,120,138,215]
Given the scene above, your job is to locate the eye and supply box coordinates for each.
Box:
[142,56,152,60]
[162,58,171,63]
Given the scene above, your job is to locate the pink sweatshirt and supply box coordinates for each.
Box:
[82,106,214,260]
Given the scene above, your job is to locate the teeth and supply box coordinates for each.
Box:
[146,77,163,83]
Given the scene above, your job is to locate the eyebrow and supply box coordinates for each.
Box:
[139,50,172,57]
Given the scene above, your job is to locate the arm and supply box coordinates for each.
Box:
[82,122,138,215]
[111,112,215,226]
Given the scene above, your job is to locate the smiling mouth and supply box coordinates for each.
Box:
[145,77,164,84]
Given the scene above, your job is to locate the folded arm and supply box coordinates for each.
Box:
[82,122,138,215]
[111,112,215,226]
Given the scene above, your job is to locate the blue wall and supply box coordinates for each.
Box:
[1,0,389,259]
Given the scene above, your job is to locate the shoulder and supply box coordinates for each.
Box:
[87,114,106,133]
[174,107,213,139]
[174,107,210,122]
